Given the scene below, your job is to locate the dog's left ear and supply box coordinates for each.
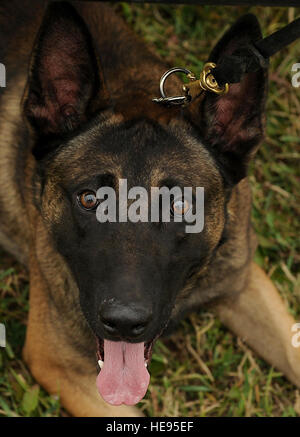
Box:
[189,14,268,184]
[23,2,109,144]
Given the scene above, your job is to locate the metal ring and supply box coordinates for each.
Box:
[159,67,193,100]
[152,96,188,105]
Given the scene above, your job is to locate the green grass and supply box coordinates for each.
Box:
[0,3,300,417]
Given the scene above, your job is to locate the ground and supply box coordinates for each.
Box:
[0,2,299,417]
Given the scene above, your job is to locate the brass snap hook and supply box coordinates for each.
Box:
[152,63,229,107]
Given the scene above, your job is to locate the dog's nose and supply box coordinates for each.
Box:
[100,303,152,339]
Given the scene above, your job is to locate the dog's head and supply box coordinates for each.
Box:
[23,2,268,405]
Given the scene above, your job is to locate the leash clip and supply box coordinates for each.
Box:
[152,63,229,107]
[152,67,195,107]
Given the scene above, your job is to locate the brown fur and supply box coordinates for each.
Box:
[0,1,299,417]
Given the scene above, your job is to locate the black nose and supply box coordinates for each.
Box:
[100,302,152,340]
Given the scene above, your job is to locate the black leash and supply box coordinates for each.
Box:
[153,17,300,106]
[213,17,300,86]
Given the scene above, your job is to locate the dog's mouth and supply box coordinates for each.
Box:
[95,337,155,406]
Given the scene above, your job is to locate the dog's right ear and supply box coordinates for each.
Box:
[188,14,268,185]
[23,2,109,151]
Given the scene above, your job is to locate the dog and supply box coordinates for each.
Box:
[0,0,299,416]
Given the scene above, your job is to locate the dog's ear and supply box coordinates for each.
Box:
[189,14,268,184]
[23,2,109,144]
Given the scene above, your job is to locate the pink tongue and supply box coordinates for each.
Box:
[96,340,150,406]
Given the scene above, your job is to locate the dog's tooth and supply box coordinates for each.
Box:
[144,362,147,368]
[98,360,104,369]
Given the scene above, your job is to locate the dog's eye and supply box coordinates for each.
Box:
[171,199,190,216]
[77,191,98,210]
